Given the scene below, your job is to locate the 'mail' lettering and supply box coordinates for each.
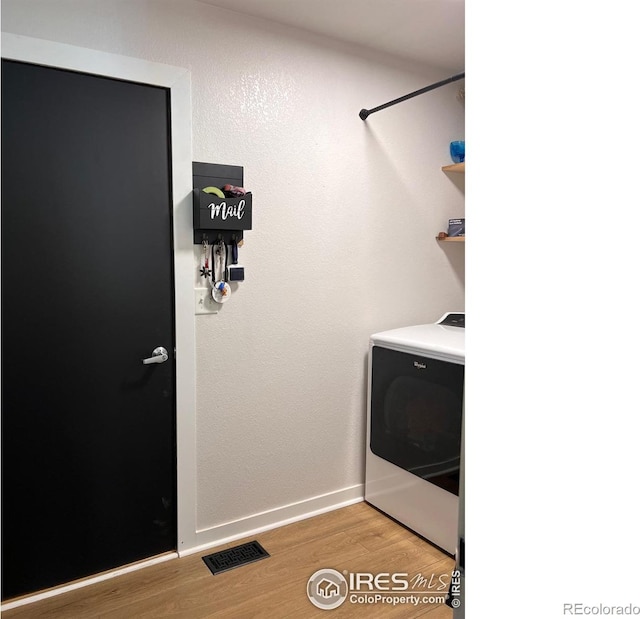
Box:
[209,199,245,221]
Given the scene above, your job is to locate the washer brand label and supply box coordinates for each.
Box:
[413,361,427,369]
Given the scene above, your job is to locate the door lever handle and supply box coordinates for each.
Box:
[142,346,169,365]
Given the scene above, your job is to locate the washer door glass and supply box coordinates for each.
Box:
[370,346,464,495]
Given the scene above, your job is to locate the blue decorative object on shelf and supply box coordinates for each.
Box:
[450,140,465,163]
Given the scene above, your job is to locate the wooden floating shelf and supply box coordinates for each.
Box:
[436,235,465,242]
[441,162,465,173]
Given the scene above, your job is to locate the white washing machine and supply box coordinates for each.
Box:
[365,312,464,555]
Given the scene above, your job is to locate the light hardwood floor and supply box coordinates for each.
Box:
[3,502,455,618]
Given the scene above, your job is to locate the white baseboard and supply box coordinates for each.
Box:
[182,483,364,558]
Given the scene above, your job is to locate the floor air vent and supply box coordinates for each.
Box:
[202,540,270,575]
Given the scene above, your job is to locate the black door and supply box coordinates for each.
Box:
[370,346,464,495]
[1,59,176,600]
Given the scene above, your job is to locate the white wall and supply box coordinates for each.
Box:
[1,0,464,544]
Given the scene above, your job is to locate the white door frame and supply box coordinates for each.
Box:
[1,32,198,554]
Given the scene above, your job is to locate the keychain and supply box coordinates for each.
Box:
[212,239,231,303]
[231,237,238,264]
[199,239,212,279]
[226,236,245,282]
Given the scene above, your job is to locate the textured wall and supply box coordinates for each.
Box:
[1,0,464,535]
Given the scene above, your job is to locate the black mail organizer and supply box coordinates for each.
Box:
[193,162,252,245]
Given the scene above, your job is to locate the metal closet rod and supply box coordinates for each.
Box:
[359,72,465,120]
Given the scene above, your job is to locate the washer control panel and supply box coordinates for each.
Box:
[438,313,465,328]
